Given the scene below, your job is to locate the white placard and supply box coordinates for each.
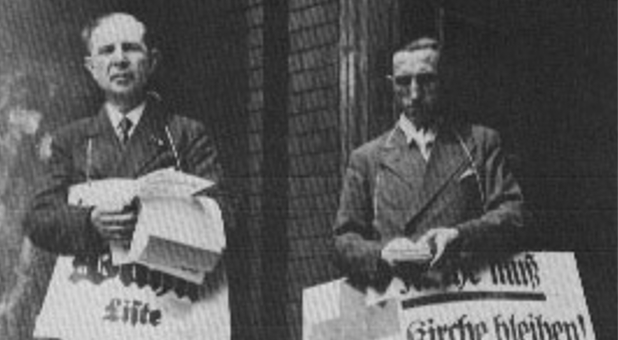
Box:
[34,256,230,340]
[303,252,596,340]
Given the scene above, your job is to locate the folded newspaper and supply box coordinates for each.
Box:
[68,167,225,283]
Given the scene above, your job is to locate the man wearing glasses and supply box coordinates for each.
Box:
[333,37,526,286]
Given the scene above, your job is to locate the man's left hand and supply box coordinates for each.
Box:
[417,228,460,267]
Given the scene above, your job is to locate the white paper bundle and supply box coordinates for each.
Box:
[68,178,138,210]
[67,167,224,279]
[130,196,225,283]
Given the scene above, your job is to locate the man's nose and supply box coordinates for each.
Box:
[111,47,129,65]
[408,79,420,101]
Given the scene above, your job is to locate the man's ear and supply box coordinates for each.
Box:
[84,56,95,76]
[147,48,160,74]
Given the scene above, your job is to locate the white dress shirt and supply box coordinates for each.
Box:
[106,102,146,142]
[397,114,436,161]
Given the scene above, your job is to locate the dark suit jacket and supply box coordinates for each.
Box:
[333,123,525,283]
[24,97,228,256]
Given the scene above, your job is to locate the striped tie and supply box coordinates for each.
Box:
[118,117,133,145]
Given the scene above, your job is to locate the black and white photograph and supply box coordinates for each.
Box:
[0,1,613,340]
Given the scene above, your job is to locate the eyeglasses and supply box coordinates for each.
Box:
[390,73,438,87]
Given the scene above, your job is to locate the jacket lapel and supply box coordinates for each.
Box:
[84,108,123,179]
[378,127,423,188]
[113,101,170,178]
[377,127,426,226]
[413,127,472,221]
[377,124,475,229]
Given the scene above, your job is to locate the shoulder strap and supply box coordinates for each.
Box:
[452,125,486,210]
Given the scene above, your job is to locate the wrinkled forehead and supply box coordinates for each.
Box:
[90,15,146,51]
[393,49,439,75]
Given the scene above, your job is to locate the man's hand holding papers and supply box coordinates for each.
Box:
[68,168,224,283]
[91,203,138,242]
[69,178,140,244]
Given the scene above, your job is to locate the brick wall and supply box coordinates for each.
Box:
[287,1,341,338]
[243,1,342,339]
[244,0,266,337]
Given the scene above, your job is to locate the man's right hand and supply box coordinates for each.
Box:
[381,237,433,267]
[90,206,137,242]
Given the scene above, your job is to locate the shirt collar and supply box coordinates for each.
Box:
[106,101,146,133]
[397,114,436,148]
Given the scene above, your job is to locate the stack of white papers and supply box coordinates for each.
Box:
[130,196,225,283]
[68,167,225,283]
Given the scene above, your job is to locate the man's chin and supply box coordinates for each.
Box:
[110,82,136,93]
[404,109,440,129]
[106,88,145,102]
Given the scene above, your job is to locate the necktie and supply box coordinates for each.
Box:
[118,117,133,145]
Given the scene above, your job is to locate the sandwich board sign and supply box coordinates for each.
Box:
[303,252,596,340]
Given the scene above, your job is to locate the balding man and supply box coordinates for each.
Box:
[24,13,232,340]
